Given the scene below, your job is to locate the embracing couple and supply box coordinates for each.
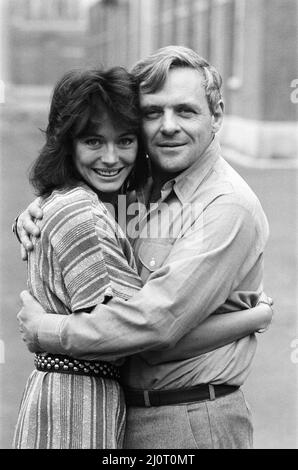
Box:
[14,46,272,449]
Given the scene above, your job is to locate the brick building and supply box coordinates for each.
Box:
[8,0,87,86]
[85,0,298,160]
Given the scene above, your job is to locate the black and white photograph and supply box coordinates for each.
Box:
[0,0,297,451]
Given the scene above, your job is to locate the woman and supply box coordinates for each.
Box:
[13,67,146,449]
[13,67,272,449]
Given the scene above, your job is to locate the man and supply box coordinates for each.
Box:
[16,46,270,449]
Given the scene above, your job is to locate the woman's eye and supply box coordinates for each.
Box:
[85,138,102,147]
[86,138,100,146]
[119,137,136,146]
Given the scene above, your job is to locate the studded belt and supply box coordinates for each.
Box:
[34,353,120,381]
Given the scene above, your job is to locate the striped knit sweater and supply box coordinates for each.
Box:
[27,184,143,316]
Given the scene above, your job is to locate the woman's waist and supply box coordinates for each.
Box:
[35,352,121,381]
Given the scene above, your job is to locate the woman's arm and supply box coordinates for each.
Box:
[143,301,273,364]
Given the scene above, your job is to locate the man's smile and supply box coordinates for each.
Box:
[157,142,187,147]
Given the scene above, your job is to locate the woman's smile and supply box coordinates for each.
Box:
[92,167,124,178]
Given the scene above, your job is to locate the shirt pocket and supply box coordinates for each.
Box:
[137,239,173,282]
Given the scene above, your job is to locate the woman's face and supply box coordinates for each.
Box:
[74,113,138,194]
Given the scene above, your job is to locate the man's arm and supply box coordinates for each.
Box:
[18,196,267,361]
[14,198,43,259]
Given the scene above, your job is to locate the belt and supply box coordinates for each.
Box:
[124,384,239,407]
[34,353,120,381]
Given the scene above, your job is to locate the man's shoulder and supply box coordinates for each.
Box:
[207,157,269,243]
[211,157,263,214]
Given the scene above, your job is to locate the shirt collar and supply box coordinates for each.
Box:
[136,136,221,205]
[173,136,221,202]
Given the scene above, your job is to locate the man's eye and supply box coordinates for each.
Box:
[177,107,195,117]
[143,110,162,120]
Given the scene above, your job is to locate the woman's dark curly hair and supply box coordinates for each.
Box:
[30,67,148,197]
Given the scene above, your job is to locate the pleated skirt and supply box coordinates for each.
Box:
[13,370,126,449]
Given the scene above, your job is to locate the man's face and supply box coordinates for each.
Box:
[140,67,223,175]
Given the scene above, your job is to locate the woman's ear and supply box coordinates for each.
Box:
[211,100,224,134]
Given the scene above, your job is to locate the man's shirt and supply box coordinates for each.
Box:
[37,137,269,389]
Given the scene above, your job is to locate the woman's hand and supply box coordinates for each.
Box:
[16,198,43,260]
[256,293,274,333]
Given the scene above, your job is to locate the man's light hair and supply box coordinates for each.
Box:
[131,45,223,115]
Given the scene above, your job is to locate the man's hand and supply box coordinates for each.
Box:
[17,290,46,352]
[17,198,43,260]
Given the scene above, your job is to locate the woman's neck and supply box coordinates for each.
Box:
[96,190,118,206]
[80,180,119,206]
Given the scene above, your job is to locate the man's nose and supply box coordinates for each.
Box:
[160,110,179,135]
[101,144,118,165]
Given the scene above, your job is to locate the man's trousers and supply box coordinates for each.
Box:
[124,389,253,449]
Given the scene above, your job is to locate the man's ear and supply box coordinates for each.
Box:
[211,100,224,133]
